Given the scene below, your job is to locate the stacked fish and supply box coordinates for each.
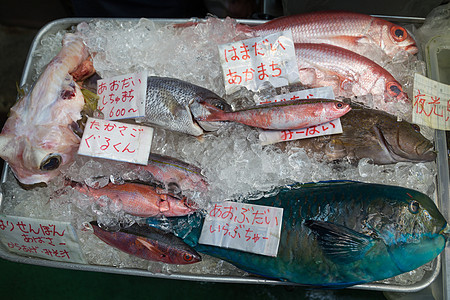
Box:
[0,11,445,288]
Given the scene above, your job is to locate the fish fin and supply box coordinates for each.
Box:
[135,237,167,257]
[304,220,375,264]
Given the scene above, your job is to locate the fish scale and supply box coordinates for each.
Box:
[150,181,448,287]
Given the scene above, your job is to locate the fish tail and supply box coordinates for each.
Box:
[197,102,229,122]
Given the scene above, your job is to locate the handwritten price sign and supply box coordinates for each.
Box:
[0,215,85,263]
[97,71,147,120]
[412,73,450,130]
[78,117,153,165]
[218,30,300,94]
[199,202,283,257]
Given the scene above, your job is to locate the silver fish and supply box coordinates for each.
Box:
[137,77,232,136]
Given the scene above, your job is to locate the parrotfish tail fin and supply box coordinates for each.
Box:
[196,101,229,122]
[304,220,376,264]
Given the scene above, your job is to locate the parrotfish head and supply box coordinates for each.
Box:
[190,91,232,132]
[366,188,447,273]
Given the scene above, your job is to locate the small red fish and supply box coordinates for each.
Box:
[236,11,418,58]
[90,221,201,264]
[197,99,351,130]
[75,181,197,218]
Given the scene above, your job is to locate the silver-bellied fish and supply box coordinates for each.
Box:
[137,76,232,136]
[150,181,448,287]
[279,106,436,164]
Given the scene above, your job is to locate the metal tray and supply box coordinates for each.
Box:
[0,17,446,293]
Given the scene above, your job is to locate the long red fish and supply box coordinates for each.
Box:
[197,99,351,130]
[295,43,408,110]
[236,11,418,58]
[90,221,201,264]
[74,181,197,217]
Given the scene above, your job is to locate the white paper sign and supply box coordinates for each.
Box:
[78,117,153,165]
[199,201,283,257]
[0,215,86,263]
[218,30,300,94]
[97,71,147,120]
[412,73,450,130]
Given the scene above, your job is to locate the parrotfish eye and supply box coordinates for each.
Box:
[411,124,421,133]
[183,253,193,262]
[390,25,408,42]
[40,154,61,171]
[408,200,420,214]
[387,82,402,97]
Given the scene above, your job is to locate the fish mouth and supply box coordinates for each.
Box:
[440,224,450,240]
[405,44,419,55]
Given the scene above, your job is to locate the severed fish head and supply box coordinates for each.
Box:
[0,29,90,185]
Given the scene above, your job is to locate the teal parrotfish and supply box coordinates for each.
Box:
[148,181,449,287]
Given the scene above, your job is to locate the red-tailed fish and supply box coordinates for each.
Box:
[236,11,418,58]
[295,43,408,109]
[74,181,197,217]
[197,99,351,130]
[89,221,201,264]
[0,24,93,185]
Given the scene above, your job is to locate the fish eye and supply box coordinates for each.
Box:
[335,102,345,109]
[40,154,61,171]
[387,82,402,97]
[408,200,420,214]
[214,103,225,110]
[390,25,408,42]
[411,124,421,133]
[183,253,193,262]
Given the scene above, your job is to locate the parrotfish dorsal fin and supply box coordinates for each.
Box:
[304,220,375,264]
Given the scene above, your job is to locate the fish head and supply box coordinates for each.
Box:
[327,100,352,118]
[190,91,232,132]
[372,116,436,163]
[367,188,447,272]
[373,19,418,56]
[0,31,88,185]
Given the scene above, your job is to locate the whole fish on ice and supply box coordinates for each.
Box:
[89,221,201,264]
[236,11,418,60]
[294,43,409,113]
[137,76,232,136]
[278,106,436,164]
[0,24,93,185]
[72,180,197,218]
[197,98,351,130]
[152,181,448,287]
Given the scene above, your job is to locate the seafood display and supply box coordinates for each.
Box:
[150,181,448,287]
[278,106,437,164]
[0,11,444,291]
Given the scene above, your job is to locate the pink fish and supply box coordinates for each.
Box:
[236,11,418,58]
[90,221,201,264]
[294,43,408,108]
[0,24,92,185]
[74,181,197,218]
[197,99,351,130]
